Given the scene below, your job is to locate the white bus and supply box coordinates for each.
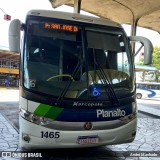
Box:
[8,10,153,149]
[136,82,160,99]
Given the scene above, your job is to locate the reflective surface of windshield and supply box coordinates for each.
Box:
[23,17,134,100]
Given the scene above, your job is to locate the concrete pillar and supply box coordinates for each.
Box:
[74,0,81,13]
[130,18,139,55]
[130,18,138,37]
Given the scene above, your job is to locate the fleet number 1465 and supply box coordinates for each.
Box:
[41,131,60,138]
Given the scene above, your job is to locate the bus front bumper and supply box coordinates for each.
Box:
[19,116,137,149]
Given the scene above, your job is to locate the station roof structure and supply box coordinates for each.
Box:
[0,49,20,61]
[49,0,160,33]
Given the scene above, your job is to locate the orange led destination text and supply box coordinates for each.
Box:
[44,23,78,32]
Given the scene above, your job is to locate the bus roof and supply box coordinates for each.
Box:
[27,10,122,29]
[135,65,158,71]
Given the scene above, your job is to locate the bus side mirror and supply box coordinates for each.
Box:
[8,19,21,53]
[129,36,153,65]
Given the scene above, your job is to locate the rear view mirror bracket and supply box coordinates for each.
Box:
[129,36,153,65]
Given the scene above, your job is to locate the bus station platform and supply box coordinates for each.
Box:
[137,98,160,118]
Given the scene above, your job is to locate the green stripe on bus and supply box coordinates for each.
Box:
[45,106,63,120]
[34,104,51,116]
[34,103,63,119]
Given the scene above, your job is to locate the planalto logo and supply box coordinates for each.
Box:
[73,102,103,107]
[97,109,126,118]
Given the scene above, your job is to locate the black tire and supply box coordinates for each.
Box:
[136,93,142,99]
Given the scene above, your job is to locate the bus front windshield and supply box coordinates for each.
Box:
[23,17,134,101]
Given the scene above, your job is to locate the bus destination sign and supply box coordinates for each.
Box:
[44,23,78,32]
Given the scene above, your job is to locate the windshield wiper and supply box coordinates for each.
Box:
[91,48,119,106]
[54,60,83,106]
[95,62,120,106]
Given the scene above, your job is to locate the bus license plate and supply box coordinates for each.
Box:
[78,136,99,144]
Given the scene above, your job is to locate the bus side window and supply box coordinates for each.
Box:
[136,84,139,88]
[155,85,158,90]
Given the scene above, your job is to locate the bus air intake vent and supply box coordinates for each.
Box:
[31,12,40,15]
[72,17,93,22]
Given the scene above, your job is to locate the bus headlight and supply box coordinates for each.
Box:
[132,102,137,115]
[119,103,137,123]
[20,109,52,125]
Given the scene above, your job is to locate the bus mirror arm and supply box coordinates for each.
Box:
[8,19,21,53]
[129,36,153,65]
